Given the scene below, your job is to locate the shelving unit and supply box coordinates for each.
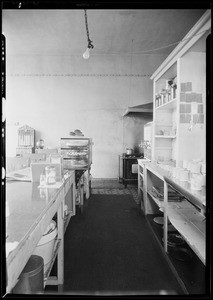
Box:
[140,162,206,294]
[60,137,92,201]
[166,189,205,265]
[140,13,210,293]
[151,10,210,166]
[60,137,92,170]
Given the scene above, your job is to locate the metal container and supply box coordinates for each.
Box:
[12,255,44,294]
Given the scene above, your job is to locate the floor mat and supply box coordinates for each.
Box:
[92,188,139,204]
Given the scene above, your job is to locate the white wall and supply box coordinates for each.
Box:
[5,49,166,178]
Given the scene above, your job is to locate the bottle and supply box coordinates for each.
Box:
[45,166,56,185]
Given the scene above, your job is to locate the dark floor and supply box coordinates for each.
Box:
[45,179,186,296]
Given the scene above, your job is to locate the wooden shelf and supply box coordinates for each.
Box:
[156,98,177,111]
[155,135,176,139]
[145,163,206,265]
[167,201,205,265]
[147,190,164,209]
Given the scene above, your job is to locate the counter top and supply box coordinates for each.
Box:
[5,167,75,293]
[6,181,59,243]
[144,162,206,212]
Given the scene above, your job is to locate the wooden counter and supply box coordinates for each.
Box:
[6,168,75,293]
[140,162,206,265]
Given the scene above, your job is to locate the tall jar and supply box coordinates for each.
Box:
[161,89,166,104]
[165,90,169,103]
[45,166,56,185]
[171,84,177,99]
[155,94,159,107]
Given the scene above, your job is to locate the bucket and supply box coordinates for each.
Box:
[33,220,57,275]
[12,255,44,294]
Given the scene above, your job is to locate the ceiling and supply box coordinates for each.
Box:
[2,9,207,57]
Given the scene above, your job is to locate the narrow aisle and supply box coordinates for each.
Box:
[63,192,184,295]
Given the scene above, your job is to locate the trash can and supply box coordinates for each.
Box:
[12,255,44,294]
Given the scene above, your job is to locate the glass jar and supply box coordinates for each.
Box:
[161,89,166,104]
[165,90,169,103]
[45,166,56,185]
[171,84,177,99]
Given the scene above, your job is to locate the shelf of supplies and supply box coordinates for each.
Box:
[156,98,177,111]
[167,201,205,265]
[155,135,176,139]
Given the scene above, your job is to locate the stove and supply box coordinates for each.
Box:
[119,153,144,187]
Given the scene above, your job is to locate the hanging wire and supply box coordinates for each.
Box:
[94,29,208,55]
[84,9,94,49]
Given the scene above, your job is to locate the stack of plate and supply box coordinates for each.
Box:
[153,216,164,225]
[162,233,185,247]
[153,216,171,226]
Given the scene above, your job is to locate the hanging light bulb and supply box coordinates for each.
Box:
[83,47,90,59]
[83,10,94,60]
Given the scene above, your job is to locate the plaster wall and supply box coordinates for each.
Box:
[5,53,166,178]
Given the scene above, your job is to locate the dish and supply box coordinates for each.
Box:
[153,216,171,226]
[162,233,185,247]
[153,217,164,225]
